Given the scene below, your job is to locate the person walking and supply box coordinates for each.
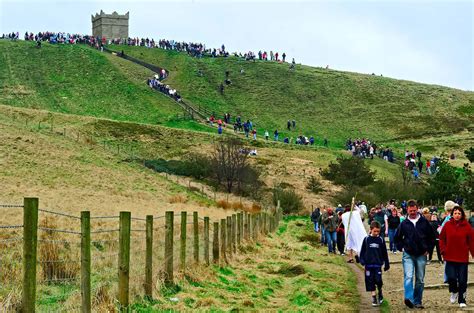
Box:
[386,207,401,254]
[439,206,474,308]
[360,221,390,306]
[394,199,436,309]
[322,208,338,253]
[310,207,320,233]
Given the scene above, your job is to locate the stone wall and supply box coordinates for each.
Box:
[91,10,129,40]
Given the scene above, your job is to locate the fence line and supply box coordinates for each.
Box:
[0,197,283,311]
[38,208,81,220]
[0,225,23,229]
[0,204,24,208]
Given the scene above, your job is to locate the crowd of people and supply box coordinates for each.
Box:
[3,30,293,68]
[311,199,474,308]
[147,75,182,102]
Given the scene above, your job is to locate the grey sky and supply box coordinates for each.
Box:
[1,0,472,90]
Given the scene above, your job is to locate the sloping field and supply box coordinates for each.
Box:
[118,45,474,148]
[0,40,184,125]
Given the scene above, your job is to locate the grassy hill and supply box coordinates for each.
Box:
[117,45,474,150]
[1,40,472,156]
[0,40,212,132]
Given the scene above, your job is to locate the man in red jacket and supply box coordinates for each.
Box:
[439,206,474,308]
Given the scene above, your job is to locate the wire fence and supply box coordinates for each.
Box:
[0,198,282,312]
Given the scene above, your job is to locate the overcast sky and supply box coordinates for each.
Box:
[1,0,472,91]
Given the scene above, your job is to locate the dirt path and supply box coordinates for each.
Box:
[348,262,380,312]
[384,251,474,312]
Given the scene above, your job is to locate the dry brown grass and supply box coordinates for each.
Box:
[168,194,188,204]
[38,218,80,282]
[216,199,231,210]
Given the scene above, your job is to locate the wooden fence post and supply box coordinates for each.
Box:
[118,211,131,310]
[193,212,199,263]
[244,213,249,241]
[213,222,219,263]
[220,219,227,263]
[81,211,91,313]
[251,214,256,241]
[226,216,232,258]
[145,215,153,299]
[255,214,260,240]
[237,213,242,247]
[180,211,187,271]
[231,214,237,253]
[23,197,38,313]
[164,211,174,285]
[263,211,268,235]
[204,217,210,265]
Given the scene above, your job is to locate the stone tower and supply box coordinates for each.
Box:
[91,10,129,40]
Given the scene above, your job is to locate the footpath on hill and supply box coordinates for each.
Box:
[383,250,474,312]
[131,217,359,311]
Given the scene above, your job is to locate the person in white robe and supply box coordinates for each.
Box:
[342,208,368,262]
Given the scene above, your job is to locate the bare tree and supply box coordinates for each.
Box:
[212,138,248,193]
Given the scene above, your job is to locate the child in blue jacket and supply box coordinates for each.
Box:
[360,221,390,306]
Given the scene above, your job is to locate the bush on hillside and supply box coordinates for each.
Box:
[320,157,375,187]
[461,165,474,211]
[465,147,474,163]
[272,185,303,215]
[306,176,324,194]
[334,179,428,209]
[144,153,212,179]
[425,156,462,203]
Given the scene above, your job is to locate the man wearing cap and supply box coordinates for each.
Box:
[394,199,436,309]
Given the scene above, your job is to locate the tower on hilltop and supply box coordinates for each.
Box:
[91,10,129,40]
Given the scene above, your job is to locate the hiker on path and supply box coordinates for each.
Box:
[428,214,443,264]
[439,205,474,308]
[360,221,390,307]
[394,199,436,309]
[336,211,346,255]
[287,120,291,131]
[386,207,401,254]
[274,129,279,141]
[342,205,367,263]
[322,208,338,253]
[311,207,321,232]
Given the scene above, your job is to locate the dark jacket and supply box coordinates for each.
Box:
[322,212,338,232]
[394,214,436,256]
[360,235,390,270]
[387,215,401,230]
[311,209,320,223]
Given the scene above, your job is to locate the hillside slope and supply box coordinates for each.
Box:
[0,40,185,126]
[118,45,474,148]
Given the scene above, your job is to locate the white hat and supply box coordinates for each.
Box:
[444,200,457,212]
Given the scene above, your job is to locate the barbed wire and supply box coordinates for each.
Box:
[90,229,120,234]
[0,225,23,229]
[131,217,147,221]
[38,227,81,235]
[39,277,79,284]
[0,204,23,208]
[38,239,80,244]
[0,237,23,242]
[37,259,80,264]
[91,239,119,244]
[38,208,81,220]
[154,215,166,220]
[90,215,120,220]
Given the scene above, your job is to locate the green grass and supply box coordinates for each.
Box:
[0,40,181,124]
[129,217,358,311]
[117,45,474,149]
